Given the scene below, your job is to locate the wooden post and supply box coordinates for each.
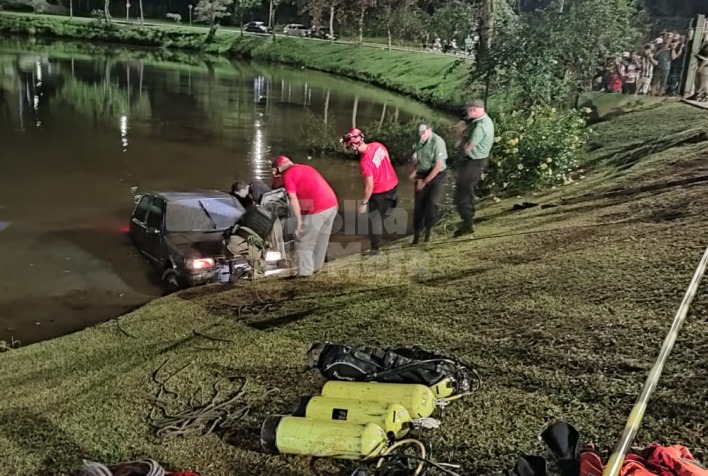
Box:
[682,14,706,98]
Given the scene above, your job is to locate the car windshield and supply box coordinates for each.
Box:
[165,198,244,232]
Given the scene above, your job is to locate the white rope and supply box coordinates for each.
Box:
[603,244,708,476]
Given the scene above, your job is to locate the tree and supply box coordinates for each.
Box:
[104,0,112,22]
[139,0,144,24]
[232,0,260,35]
[194,0,234,42]
[354,0,376,44]
[476,0,638,106]
[268,0,283,40]
[301,0,341,42]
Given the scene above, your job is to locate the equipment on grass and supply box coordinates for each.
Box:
[306,343,481,399]
[260,415,389,460]
[321,381,438,419]
[292,395,413,440]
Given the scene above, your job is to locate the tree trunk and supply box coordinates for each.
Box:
[357,4,364,45]
[351,95,358,128]
[206,20,218,42]
[386,12,391,50]
[271,2,277,41]
[104,0,111,22]
[69,0,73,18]
[125,1,129,21]
[378,102,387,131]
[479,0,495,59]
[328,4,335,43]
[240,11,244,36]
[139,0,144,24]
[324,89,330,125]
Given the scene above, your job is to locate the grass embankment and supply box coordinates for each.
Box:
[0,12,471,109]
[2,102,708,475]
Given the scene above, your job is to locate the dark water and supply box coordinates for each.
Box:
[0,38,440,345]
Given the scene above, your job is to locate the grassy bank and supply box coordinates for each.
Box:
[2,102,708,475]
[0,12,472,109]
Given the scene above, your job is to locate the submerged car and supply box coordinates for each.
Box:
[129,190,292,291]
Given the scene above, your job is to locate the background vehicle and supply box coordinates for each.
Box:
[244,21,272,34]
[309,26,337,41]
[283,24,311,37]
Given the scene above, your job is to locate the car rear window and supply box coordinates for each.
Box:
[165,198,245,232]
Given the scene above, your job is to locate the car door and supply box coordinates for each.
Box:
[143,196,166,263]
[130,195,152,249]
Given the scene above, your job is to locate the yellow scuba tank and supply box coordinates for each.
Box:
[260,415,389,460]
[292,395,412,439]
[321,381,437,418]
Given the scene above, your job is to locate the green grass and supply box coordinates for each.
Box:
[2,103,708,475]
[0,12,472,109]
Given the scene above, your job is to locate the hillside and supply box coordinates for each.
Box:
[1,102,708,475]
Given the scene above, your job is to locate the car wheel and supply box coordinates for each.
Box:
[161,268,182,294]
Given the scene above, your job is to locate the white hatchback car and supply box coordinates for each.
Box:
[283,24,311,37]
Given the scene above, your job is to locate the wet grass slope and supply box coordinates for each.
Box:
[1,103,708,475]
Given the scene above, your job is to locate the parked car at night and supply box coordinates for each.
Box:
[128,190,292,292]
[310,26,337,41]
[283,24,311,37]
[244,21,272,34]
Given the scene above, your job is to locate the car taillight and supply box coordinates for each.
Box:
[189,258,214,270]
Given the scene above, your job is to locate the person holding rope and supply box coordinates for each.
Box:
[409,123,448,244]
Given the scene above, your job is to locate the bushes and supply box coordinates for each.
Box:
[482,106,594,193]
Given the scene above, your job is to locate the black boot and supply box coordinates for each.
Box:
[454,222,474,237]
[412,232,420,245]
[424,229,432,243]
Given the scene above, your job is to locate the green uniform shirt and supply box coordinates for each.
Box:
[412,132,448,172]
[466,114,495,160]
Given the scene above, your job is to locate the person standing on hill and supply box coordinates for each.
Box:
[340,128,399,256]
[410,123,448,244]
[271,156,338,277]
[455,99,494,237]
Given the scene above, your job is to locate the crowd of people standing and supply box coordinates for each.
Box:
[594,31,687,97]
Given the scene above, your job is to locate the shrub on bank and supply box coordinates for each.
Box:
[303,106,594,193]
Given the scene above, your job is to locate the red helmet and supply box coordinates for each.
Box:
[271,155,293,174]
[340,128,365,149]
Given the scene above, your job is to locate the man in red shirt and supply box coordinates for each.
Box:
[271,156,339,277]
[340,128,399,255]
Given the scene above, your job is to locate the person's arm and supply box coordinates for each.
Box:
[423,140,447,184]
[409,151,418,182]
[288,193,303,237]
[362,176,374,204]
[465,125,483,155]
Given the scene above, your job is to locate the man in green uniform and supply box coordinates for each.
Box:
[409,123,448,244]
[455,99,494,237]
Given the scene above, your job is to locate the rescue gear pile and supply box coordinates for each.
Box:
[305,342,481,398]
[73,459,200,476]
[260,343,478,474]
[504,421,708,476]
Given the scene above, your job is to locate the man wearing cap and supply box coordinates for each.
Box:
[455,99,494,237]
[409,123,448,244]
[230,179,272,209]
[271,156,338,277]
[340,128,399,256]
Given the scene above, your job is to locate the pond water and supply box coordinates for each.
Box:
[0,37,442,345]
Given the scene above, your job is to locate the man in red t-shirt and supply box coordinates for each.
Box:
[271,156,338,277]
[340,128,399,255]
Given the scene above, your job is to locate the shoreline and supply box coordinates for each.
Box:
[0,12,472,112]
